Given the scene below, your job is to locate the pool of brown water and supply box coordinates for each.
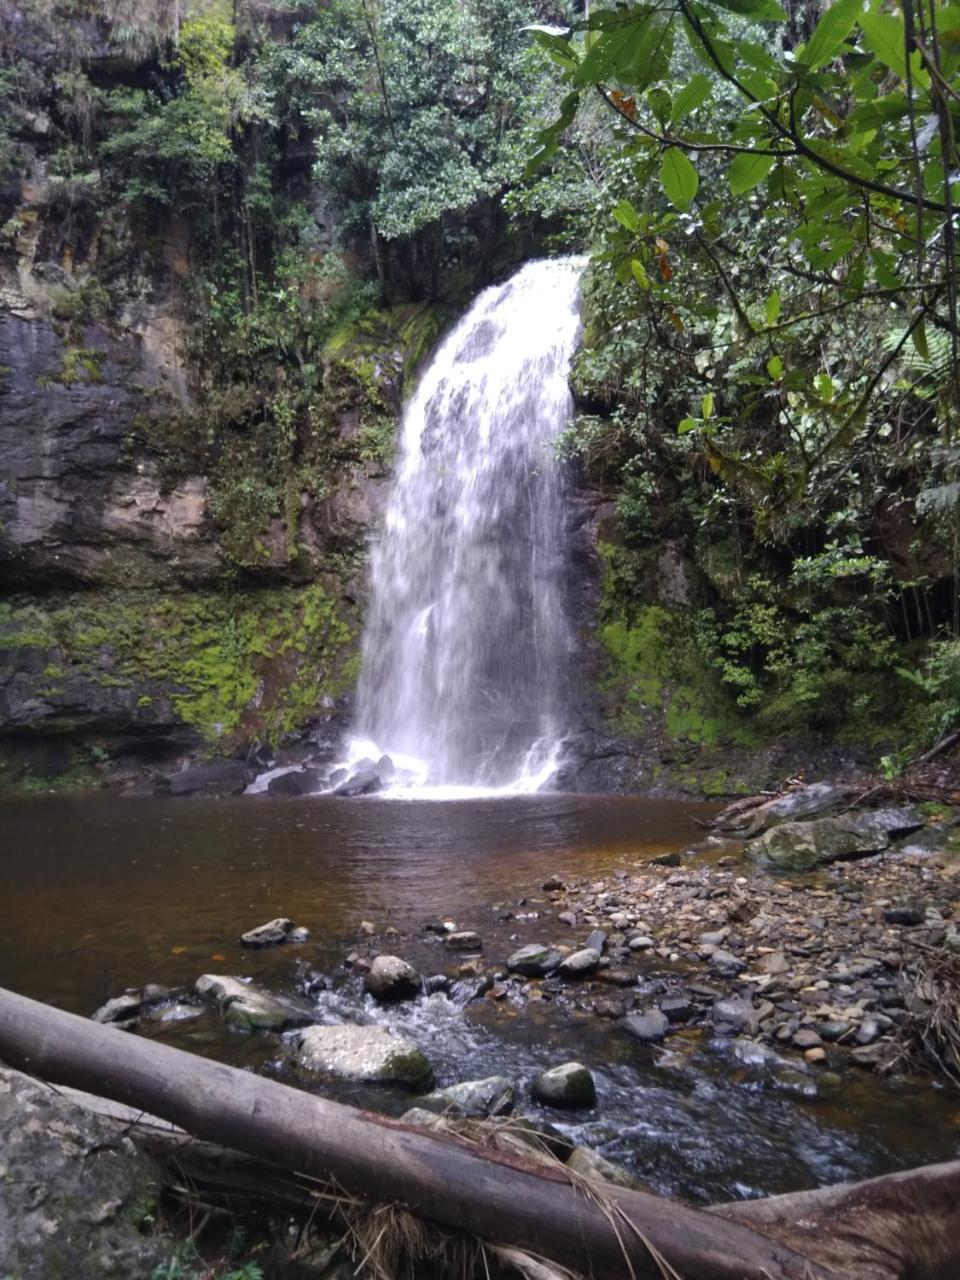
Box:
[1,790,957,1204]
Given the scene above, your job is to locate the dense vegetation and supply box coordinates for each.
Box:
[4,0,960,777]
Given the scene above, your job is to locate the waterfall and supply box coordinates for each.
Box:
[346,257,585,794]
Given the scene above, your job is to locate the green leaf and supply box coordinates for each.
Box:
[709,0,787,20]
[660,147,699,210]
[647,87,672,124]
[630,258,651,289]
[797,0,862,69]
[814,372,835,402]
[613,198,640,232]
[913,320,930,362]
[872,249,900,290]
[767,355,784,380]
[573,11,654,86]
[701,391,715,418]
[765,289,781,327]
[858,3,930,88]
[670,72,712,122]
[728,151,776,195]
[678,417,698,434]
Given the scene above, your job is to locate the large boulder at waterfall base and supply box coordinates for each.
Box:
[194,974,313,1032]
[531,1061,596,1109]
[507,943,564,977]
[748,808,924,870]
[292,1024,434,1090]
[421,1076,516,1118]
[161,760,254,797]
[267,767,325,796]
[365,955,421,1002]
[333,767,383,797]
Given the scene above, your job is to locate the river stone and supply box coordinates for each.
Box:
[293,1024,434,1090]
[240,916,295,948]
[567,1145,640,1188]
[507,943,564,977]
[712,997,761,1035]
[531,1062,596,1109]
[884,904,926,926]
[748,808,924,870]
[627,934,655,951]
[585,929,608,953]
[194,974,313,1032]
[720,782,844,836]
[558,947,601,976]
[623,1009,669,1043]
[444,931,482,951]
[421,1076,515,1118]
[147,1001,205,1025]
[91,992,142,1025]
[266,767,325,796]
[365,955,421,1002]
[334,767,383,797]
[710,948,745,978]
[0,1066,174,1279]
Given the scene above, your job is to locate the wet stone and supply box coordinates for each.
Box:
[91,992,141,1025]
[293,1024,434,1090]
[240,917,296,948]
[659,995,695,1024]
[585,929,608,953]
[444,931,482,951]
[558,947,601,976]
[421,1076,515,1118]
[506,943,563,977]
[623,1009,669,1043]
[365,955,421,1003]
[531,1061,596,1109]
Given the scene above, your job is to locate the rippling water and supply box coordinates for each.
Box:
[1,791,956,1203]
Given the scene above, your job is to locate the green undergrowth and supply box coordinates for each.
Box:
[0,584,358,748]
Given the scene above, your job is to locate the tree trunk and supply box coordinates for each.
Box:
[1,987,958,1280]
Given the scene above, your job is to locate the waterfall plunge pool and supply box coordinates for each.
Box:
[1,789,957,1205]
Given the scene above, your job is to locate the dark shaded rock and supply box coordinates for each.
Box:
[659,995,695,1023]
[365,955,421,1003]
[650,852,682,867]
[542,875,565,891]
[91,992,141,1026]
[166,760,253,796]
[506,943,563,977]
[884,904,926,926]
[267,768,325,796]
[585,929,608,953]
[333,767,382,797]
[623,1009,669,1043]
[531,1061,596,1108]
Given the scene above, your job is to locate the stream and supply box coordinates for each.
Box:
[2,789,957,1206]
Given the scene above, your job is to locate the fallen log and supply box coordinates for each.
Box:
[0,986,958,1280]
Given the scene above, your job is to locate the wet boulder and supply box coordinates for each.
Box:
[623,1009,669,1043]
[421,1076,515,1118]
[267,768,325,796]
[333,766,383,797]
[507,943,564,977]
[240,917,301,948]
[712,996,763,1035]
[194,974,313,1032]
[719,782,845,836]
[444,931,482,951]
[162,759,254,797]
[531,1061,596,1109]
[364,955,421,1002]
[292,1024,434,1090]
[748,808,924,871]
[91,991,142,1026]
[558,947,601,977]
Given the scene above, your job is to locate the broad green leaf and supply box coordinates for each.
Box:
[630,258,651,289]
[729,150,776,195]
[670,72,712,122]
[613,198,640,232]
[573,14,652,85]
[709,0,787,20]
[797,0,862,70]
[814,373,835,402]
[648,87,672,123]
[913,320,930,362]
[660,147,699,210]
[768,355,784,380]
[765,290,781,326]
[620,16,675,90]
[738,41,781,74]
[678,417,698,434]
[701,391,715,418]
[858,4,930,88]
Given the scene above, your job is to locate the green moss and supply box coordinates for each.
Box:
[0,585,359,751]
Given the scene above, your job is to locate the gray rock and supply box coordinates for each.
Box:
[507,943,564,977]
[558,947,601,976]
[623,1009,669,1043]
[710,948,745,978]
[333,767,383,797]
[659,995,694,1023]
[91,992,141,1025]
[267,768,325,796]
[240,916,295,948]
[818,1020,853,1042]
[748,808,924,870]
[0,1066,173,1279]
[856,1017,881,1046]
[147,1002,205,1025]
[194,974,312,1032]
[585,929,608,953]
[365,955,421,1003]
[566,1146,640,1188]
[730,1038,787,1069]
[721,782,845,835]
[884,904,925,926]
[444,931,482,951]
[627,934,655,951]
[421,1076,515,1118]
[712,997,761,1035]
[792,1028,822,1050]
[531,1062,596,1108]
[293,1024,433,1090]
[167,760,253,796]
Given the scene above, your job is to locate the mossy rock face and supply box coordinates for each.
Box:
[0,1065,173,1279]
[0,583,360,790]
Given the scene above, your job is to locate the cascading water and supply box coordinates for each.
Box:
[345,257,585,794]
